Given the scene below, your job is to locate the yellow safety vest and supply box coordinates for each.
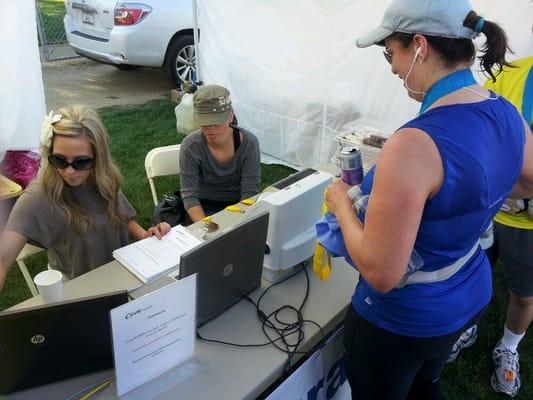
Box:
[484,57,533,230]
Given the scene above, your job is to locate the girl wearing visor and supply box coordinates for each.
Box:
[179,85,261,223]
[0,105,170,292]
[324,0,533,398]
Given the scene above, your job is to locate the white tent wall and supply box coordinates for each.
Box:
[0,0,45,157]
[197,0,533,168]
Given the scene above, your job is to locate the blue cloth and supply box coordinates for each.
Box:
[316,211,357,269]
[353,95,526,337]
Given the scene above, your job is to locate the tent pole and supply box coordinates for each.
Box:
[192,0,201,84]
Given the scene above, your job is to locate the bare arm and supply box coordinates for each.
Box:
[509,121,533,199]
[126,220,171,241]
[186,205,206,223]
[325,129,443,292]
[0,230,29,293]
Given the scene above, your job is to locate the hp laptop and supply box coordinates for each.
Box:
[0,290,128,394]
[179,211,269,326]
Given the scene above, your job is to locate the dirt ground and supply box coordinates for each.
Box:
[42,57,173,111]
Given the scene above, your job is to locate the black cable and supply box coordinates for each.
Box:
[197,261,326,372]
[256,264,325,370]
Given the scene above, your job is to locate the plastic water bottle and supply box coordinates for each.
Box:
[346,185,425,288]
[396,248,424,288]
[346,185,367,215]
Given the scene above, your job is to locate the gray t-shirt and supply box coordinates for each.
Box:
[5,182,136,279]
[179,127,261,210]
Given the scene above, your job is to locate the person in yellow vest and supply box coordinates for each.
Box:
[447,57,533,398]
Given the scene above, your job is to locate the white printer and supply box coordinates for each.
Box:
[242,168,333,282]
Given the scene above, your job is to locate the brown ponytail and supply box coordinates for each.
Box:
[463,11,514,82]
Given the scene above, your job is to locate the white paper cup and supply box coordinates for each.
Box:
[34,270,63,303]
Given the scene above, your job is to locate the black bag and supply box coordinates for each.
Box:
[152,191,188,226]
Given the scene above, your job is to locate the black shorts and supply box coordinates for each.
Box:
[491,222,533,297]
[342,306,484,400]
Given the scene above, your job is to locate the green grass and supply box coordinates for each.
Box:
[0,99,294,310]
[0,99,530,399]
[442,262,532,399]
[39,0,67,45]
[100,99,294,228]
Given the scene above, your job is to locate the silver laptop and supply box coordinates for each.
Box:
[0,290,128,394]
[179,211,269,326]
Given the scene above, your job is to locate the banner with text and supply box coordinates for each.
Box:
[267,328,351,400]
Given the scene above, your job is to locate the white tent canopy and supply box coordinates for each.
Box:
[3,1,531,163]
[197,0,533,168]
[0,0,45,157]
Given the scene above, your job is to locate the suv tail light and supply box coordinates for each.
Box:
[114,3,151,26]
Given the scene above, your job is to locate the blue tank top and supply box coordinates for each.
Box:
[353,95,526,337]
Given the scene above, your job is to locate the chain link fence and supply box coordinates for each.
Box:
[36,0,77,61]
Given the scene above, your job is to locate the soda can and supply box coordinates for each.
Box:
[338,146,363,186]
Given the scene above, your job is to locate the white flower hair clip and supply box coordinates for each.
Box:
[40,111,62,148]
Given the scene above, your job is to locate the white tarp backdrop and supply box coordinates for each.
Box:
[197,0,533,168]
[0,0,45,156]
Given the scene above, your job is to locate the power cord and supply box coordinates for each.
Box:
[197,261,325,371]
[65,263,326,400]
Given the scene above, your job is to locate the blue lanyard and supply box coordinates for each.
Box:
[419,69,477,114]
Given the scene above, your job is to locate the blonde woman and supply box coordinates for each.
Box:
[0,105,170,292]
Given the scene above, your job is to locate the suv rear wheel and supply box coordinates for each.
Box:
[165,34,195,88]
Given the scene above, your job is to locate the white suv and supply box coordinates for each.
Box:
[64,0,195,86]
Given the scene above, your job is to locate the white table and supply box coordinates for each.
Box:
[9,256,357,400]
[8,165,359,399]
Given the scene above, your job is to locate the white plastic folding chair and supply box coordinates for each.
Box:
[16,243,46,296]
[144,144,181,206]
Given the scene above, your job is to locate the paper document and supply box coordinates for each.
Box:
[113,225,202,282]
[111,275,197,396]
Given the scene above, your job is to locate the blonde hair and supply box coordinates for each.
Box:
[40,105,127,233]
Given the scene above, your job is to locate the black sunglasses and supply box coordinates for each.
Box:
[48,154,95,171]
[383,49,392,64]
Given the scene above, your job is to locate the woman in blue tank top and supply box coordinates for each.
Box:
[324,1,533,399]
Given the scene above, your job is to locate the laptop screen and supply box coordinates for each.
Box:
[0,290,128,394]
[179,211,269,326]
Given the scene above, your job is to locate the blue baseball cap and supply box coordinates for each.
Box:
[356,0,477,48]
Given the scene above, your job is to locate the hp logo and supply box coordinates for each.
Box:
[30,335,45,345]
[223,264,234,277]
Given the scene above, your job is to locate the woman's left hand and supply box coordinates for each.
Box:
[325,179,353,217]
[146,222,171,239]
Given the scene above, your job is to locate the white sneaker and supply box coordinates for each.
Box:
[491,342,521,397]
[447,324,478,364]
